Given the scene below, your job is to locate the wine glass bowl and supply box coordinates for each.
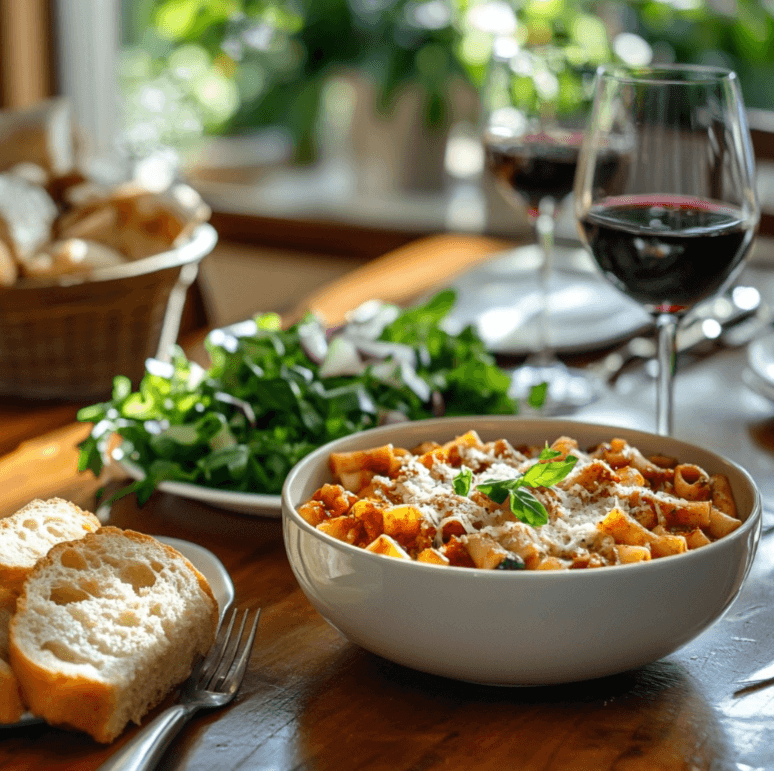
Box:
[574,64,759,435]
[481,45,605,412]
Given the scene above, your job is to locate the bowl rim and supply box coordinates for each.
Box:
[281,415,762,579]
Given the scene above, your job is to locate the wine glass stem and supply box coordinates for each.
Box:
[655,313,679,436]
[532,196,557,367]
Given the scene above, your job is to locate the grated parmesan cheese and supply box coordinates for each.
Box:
[373,439,690,566]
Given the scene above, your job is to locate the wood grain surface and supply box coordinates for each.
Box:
[3,235,774,770]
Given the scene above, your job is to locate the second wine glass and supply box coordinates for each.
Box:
[481,43,604,412]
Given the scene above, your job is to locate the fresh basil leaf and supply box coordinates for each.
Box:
[521,454,578,488]
[475,478,520,504]
[453,466,473,497]
[509,488,549,527]
[539,445,562,461]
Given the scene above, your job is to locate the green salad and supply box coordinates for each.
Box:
[78,290,544,504]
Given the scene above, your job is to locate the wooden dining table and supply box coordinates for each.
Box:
[4,232,774,771]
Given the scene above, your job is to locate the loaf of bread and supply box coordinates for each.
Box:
[0,498,100,611]
[0,606,23,723]
[9,527,218,743]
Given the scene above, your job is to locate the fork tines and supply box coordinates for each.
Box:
[200,607,261,693]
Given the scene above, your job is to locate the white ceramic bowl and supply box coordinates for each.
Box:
[281,417,761,685]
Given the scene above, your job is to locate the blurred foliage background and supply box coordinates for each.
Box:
[119,0,774,166]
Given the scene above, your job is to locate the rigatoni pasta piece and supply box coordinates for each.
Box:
[649,532,688,558]
[365,535,411,559]
[535,556,569,570]
[441,536,476,568]
[440,430,484,467]
[617,466,646,487]
[685,528,712,550]
[673,464,711,501]
[707,506,742,539]
[549,436,579,461]
[710,474,738,518]
[597,507,656,547]
[382,505,423,541]
[615,544,651,564]
[560,459,618,492]
[658,498,711,529]
[329,444,404,490]
[298,484,357,525]
[317,515,365,546]
[465,533,510,570]
[416,548,449,566]
[350,499,385,543]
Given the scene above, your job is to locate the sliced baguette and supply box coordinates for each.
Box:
[9,527,218,743]
[0,498,100,610]
[0,606,23,723]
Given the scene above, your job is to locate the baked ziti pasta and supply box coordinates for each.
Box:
[297,431,742,570]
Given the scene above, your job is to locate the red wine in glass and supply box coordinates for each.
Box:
[484,132,621,216]
[578,194,754,314]
[484,135,581,216]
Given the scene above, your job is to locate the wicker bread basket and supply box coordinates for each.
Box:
[0,223,217,400]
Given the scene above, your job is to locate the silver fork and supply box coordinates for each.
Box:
[98,607,261,771]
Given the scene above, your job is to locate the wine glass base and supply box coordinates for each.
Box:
[510,363,604,415]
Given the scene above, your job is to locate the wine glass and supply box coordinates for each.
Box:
[481,41,604,413]
[574,64,759,435]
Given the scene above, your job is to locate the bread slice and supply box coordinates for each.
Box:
[9,527,218,743]
[0,606,24,723]
[0,498,100,610]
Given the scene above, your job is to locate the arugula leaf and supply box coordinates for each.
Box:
[452,466,473,497]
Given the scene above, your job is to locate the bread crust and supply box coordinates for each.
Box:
[0,498,100,608]
[5,650,115,738]
[0,607,23,723]
[0,659,24,723]
[9,527,218,743]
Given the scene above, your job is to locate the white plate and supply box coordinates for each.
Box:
[117,457,281,518]
[442,244,652,355]
[747,333,774,389]
[743,366,774,404]
[2,536,234,730]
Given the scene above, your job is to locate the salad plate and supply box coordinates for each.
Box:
[1,536,234,730]
[79,290,520,519]
[117,456,281,517]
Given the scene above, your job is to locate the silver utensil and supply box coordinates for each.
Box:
[591,288,771,385]
[97,607,261,771]
[733,662,774,697]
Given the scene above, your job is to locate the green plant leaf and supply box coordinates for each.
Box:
[453,466,473,496]
[509,488,549,527]
[521,450,578,488]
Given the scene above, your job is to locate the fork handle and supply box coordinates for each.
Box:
[97,703,197,771]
